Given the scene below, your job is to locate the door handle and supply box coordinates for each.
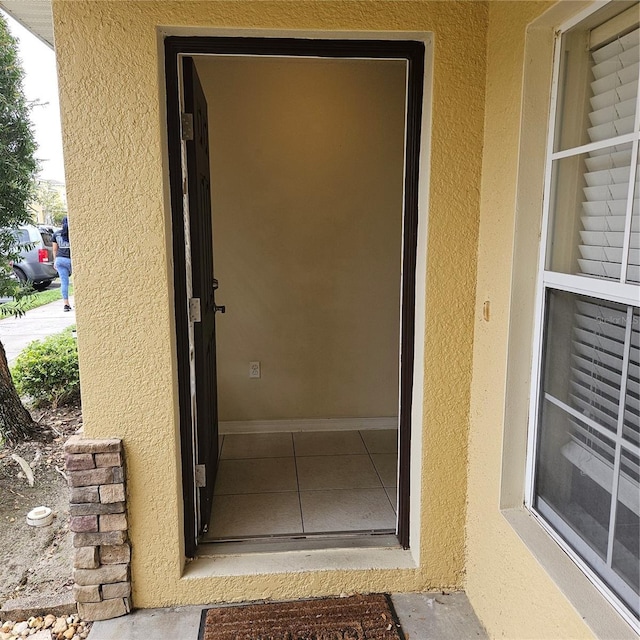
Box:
[214,304,226,314]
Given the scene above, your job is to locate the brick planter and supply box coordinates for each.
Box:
[64,436,131,621]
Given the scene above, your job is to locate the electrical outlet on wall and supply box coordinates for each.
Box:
[249,361,261,378]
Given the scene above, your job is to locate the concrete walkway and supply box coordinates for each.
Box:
[0,290,76,363]
[88,592,487,640]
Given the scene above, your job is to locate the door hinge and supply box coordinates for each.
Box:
[181,112,194,141]
[189,298,201,323]
[195,464,206,488]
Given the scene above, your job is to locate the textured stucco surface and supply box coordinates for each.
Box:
[466,2,598,638]
[52,0,486,610]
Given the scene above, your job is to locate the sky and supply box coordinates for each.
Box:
[2,9,65,184]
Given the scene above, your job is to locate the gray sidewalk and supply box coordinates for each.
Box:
[88,592,487,640]
[0,290,76,363]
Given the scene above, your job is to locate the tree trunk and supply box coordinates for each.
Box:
[0,340,38,444]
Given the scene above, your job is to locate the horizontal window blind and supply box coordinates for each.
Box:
[569,298,639,461]
[533,4,640,627]
[578,27,639,283]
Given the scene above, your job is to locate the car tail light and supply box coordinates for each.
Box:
[38,248,49,263]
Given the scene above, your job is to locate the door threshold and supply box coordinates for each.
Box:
[197,531,399,556]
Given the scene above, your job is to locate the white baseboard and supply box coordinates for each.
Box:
[219,416,398,435]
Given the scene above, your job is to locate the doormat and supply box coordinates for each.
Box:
[198,593,405,640]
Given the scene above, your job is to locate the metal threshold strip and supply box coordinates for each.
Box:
[197,530,399,556]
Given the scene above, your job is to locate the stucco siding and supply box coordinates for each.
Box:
[52,0,486,612]
[466,1,601,638]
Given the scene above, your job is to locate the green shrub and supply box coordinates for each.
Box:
[11,327,79,407]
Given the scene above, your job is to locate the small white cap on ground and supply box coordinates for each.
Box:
[26,506,54,527]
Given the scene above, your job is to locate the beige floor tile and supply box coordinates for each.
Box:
[220,432,294,459]
[360,429,398,454]
[371,453,398,487]
[293,431,366,456]
[296,454,382,490]
[208,493,303,538]
[385,487,397,513]
[214,458,298,495]
[300,488,396,533]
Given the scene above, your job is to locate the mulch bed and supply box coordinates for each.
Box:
[198,593,405,640]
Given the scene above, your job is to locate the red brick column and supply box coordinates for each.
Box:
[64,436,131,621]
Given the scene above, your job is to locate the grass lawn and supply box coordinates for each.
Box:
[0,281,74,315]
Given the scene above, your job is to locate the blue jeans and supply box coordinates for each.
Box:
[54,257,72,301]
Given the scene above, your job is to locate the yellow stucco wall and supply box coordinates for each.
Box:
[466,1,608,638]
[51,0,631,635]
[52,0,486,612]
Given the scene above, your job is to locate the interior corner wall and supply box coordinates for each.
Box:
[195,57,406,422]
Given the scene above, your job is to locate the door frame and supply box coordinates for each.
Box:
[165,35,424,558]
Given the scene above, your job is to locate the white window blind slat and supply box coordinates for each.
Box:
[583,183,630,200]
[592,44,640,79]
[581,216,640,231]
[590,79,638,112]
[584,166,632,186]
[575,300,628,328]
[572,362,622,396]
[578,230,640,249]
[588,143,635,157]
[588,97,636,127]
[574,327,624,357]
[588,115,637,141]
[572,338,626,369]
[591,28,640,64]
[582,200,630,216]
[584,148,633,171]
[591,60,639,96]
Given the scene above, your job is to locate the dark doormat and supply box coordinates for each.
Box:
[198,593,405,640]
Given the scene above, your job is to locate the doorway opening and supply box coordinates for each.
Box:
[165,36,424,558]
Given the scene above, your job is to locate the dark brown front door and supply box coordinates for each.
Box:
[183,56,219,536]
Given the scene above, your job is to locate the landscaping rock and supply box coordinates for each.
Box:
[0,617,90,640]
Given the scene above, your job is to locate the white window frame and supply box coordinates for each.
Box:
[524,1,640,632]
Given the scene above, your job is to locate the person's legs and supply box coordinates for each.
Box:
[54,257,72,309]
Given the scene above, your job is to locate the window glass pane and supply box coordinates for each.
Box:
[555,25,638,152]
[535,4,640,624]
[624,309,640,447]
[535,398,614,560]
[536,290,640,618]
[542,290,627,436]
[613,448,640,596]
[12,229,29,244]
[546,144,635,279]
[626,158,639,284]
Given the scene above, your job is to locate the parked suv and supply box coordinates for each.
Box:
[8,224,58,291]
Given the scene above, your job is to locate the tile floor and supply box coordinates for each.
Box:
[205,429,398,540]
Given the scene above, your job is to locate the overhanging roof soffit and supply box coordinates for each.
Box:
[0,0,54,49]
